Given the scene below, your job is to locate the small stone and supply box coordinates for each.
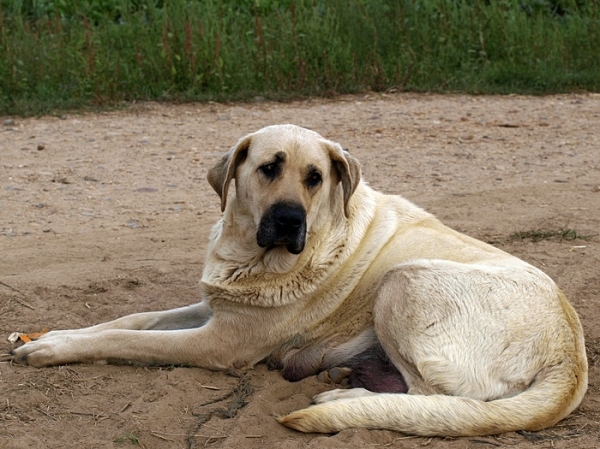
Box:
[37,144,45,151]
[3,119,15,126]
[134,187,158,193]
[126,219,143,229]
[8,332,20,343]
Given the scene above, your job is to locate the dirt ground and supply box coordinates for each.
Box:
[1,93,599,449]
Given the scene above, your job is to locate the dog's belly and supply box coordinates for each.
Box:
[344,342,408,393]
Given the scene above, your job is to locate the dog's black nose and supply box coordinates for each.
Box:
[275,207,304,229]
[257,202,307,254]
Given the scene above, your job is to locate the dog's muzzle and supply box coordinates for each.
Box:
[257,202,307,254]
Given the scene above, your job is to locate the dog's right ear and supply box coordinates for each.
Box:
[207,135,252,212]
[325,142,361,218]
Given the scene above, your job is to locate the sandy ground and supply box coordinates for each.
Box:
[1,93,599,449]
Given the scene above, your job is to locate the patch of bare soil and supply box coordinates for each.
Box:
[1,94,599,449]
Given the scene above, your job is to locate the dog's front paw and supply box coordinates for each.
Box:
[11,342,56,367]
[10,334,88,367]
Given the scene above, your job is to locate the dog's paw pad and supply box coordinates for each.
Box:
[329,367,352,383]
[317,370,330,383]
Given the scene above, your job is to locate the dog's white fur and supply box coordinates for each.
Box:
[11,125,587,437]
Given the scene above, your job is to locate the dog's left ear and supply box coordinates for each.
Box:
[207,134,252,212]
[325,141,361,217]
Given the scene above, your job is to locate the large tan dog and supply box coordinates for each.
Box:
[11,124,587,436]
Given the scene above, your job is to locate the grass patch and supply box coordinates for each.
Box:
[1,0,600,115]
[509,229,595,243]
[114,432,141,445]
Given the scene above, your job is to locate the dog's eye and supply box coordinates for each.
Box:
[305,170,322,188]
[258,163,280,180]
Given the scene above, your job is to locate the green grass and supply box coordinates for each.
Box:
[114,431,141,445]
[1,0,599,115]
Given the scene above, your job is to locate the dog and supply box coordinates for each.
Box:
[10,124,587,437]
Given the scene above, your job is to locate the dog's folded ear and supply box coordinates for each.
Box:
[207,135,252,212]
[326,142,361,217]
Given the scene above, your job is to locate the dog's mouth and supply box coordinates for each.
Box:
[257,202,307,255]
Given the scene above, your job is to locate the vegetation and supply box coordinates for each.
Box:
[510,229,595,243]
[1,0,598,115]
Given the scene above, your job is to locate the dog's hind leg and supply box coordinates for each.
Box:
[318,328,408,393]
[277,328,405,388]
[373,259,561,399]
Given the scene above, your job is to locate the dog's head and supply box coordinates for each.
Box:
[208,125,360,255]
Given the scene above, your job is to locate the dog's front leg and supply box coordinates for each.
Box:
[79,301,213,332]
[10,320,240,369]
[28,302,213,340]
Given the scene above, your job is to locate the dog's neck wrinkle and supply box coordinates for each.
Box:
[200,185,380,309]
[201,216,352,307]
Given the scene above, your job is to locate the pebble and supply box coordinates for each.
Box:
[126,219,143,228]
[134,187,158,193]
[3,119,15,126]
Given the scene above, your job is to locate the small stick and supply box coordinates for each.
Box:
[0,281,21,293]
[150,431,177,442]
[10,296,35,310]
[0,281,35,309]
[35,407,56,420]
[68,411,108,418]
[120,402,132,413]
[72,375,107,382]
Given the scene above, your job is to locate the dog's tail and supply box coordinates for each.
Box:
[278,346,587,436]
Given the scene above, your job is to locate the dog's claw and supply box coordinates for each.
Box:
[7,349,27,362]
[9,348,28,364]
